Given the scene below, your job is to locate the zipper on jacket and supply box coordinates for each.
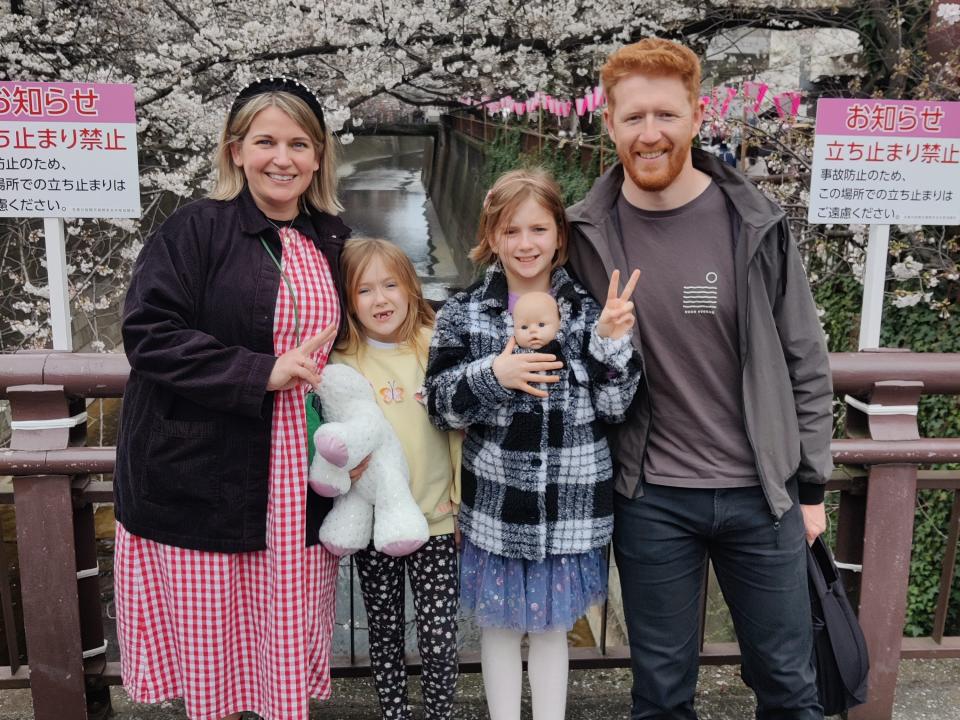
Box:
[737,228,778,518]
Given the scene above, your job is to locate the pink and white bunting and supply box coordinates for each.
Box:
[460,81,803,123]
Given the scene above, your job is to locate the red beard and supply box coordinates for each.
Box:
[619,136,691,192]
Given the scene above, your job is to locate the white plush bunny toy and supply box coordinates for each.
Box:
[308,363,429,557]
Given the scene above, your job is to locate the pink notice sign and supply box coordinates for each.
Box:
[815,98,960,139]
[808,98,960,225]
[0,82,136,124]
[0,81,140,218]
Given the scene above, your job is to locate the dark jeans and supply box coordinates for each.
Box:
[613,482,822,720]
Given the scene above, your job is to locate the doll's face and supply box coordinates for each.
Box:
[513,292,560,349]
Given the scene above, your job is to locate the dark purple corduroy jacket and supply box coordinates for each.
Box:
[115,187,350,552]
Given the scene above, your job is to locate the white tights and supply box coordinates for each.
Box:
[480,627,569,720]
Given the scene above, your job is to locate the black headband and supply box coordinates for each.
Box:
[229,76,326,134]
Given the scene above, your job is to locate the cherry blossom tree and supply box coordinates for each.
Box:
[1,0,957,348]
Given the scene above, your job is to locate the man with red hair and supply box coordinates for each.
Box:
[567,38,833,719]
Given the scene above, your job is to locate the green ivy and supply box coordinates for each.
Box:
[811,271,960,637]
[481,127,525,189]
[481,126,600,206]
[881,303,960,637]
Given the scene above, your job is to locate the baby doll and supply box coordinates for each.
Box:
[512,291,561,352]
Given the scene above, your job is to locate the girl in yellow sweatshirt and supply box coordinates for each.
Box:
[332,237,461,720]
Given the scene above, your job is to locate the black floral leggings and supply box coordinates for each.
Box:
[356,533,459,720]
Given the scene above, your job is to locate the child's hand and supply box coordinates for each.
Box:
[492,336,564,398]
[596,269,641,340]
[267,322,337,391]
[349,454,371,484]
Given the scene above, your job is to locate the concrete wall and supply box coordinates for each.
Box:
[339,134,432,169]
[426,118,488,287]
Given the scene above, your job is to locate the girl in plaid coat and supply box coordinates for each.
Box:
[425,169,642,720]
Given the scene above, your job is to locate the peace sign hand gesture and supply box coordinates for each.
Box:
[596,269,641,340]
[267,322,337,392]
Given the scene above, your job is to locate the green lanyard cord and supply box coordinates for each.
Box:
[260,235,302,346]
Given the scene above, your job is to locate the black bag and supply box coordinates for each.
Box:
[807,536,870,716]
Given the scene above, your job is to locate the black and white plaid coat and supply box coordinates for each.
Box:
[425,263,641,560]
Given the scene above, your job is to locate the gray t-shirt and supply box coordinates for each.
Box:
[616,182,758,488]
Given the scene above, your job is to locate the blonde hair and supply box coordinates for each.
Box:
[470,168,569,268]
[601,38,702,110]
[338,238,435,363]
[209,91,342,214]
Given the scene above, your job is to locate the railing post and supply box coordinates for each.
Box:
[833,480,866,609]
[73,476,111,715]
[7,383,88,719]
[931,492,960,643]
[845,379,924,720]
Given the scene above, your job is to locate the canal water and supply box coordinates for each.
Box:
[339,135,470,299]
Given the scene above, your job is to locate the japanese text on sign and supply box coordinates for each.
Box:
[808,98,960,225]
[843,103,944,134]
[0,81,140,219]
[0,127,128,151]
[0,85,100,117]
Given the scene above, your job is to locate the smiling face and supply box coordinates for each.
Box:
[352,255,411,344]
[513,291,560,349]
[604,73,703,198]
[492,197,559,294]
[230,105,320,220]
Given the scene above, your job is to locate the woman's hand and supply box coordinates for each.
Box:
[596,269,641,340]
[267,322,337,392]
[492,336,564,399]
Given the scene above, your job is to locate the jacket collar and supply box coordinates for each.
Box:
[568,148,784,242]
[690,148,784,232]
[236,186,351,244]
[567,148,784,258]
[478,261,583,314]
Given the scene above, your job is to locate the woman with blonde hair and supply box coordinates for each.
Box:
[114,77,351,720]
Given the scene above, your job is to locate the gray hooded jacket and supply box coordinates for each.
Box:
[566,148,834,518]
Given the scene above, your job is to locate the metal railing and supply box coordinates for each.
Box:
[0,348,958,719]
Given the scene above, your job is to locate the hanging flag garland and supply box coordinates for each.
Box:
[459,82,805,123]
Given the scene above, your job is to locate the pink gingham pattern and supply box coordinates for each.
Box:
[115,227,341,720]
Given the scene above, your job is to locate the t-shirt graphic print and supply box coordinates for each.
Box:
[683,271,720,315]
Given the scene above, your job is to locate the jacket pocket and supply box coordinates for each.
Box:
[141,417,223,508]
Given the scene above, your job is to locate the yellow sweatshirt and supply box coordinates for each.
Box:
[332,328,461,536]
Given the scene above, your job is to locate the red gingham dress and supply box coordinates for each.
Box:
[115,226,341,720]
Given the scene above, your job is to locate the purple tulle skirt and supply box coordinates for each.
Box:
[460,538,607,633]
